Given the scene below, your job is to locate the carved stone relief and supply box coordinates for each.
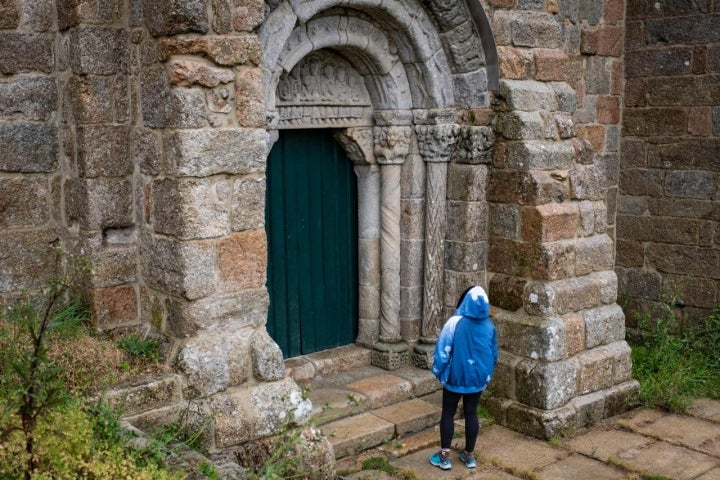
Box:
[276,51,373,128]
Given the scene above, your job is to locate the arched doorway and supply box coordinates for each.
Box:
[265,129,359,357]
[259,0,498,367]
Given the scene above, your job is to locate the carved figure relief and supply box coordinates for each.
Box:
[276,51,373,128]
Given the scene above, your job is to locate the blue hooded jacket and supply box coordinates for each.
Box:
[431,286,499,394]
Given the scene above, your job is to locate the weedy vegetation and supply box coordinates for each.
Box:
[0,248,184,479]
[629,301,720,412]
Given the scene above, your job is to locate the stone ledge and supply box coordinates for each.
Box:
[102,374,184,417]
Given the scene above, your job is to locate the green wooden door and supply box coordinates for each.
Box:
[265,129,358,358]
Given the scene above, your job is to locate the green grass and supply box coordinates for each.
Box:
[117,333,161,362]
[629,304,720,412]
[477,405,496,425]
[362,456,398,474]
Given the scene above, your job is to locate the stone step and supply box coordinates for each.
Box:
[321,399,442,459]
[285,344,373,384]
[307,366,438,417]
[322,412,396,459]
[373,398,442,437]
[301,353,447,459]
[307,386,370,425]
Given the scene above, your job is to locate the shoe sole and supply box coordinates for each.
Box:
[429,459,452,470]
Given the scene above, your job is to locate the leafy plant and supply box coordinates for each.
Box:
[0,247,185,479]
[199,460,219,479]
[246,423,304,480]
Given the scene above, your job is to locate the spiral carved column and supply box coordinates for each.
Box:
[371,124,412,370]
[413,122,459,368]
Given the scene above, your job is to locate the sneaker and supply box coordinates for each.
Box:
[429,450,452,470]
[460,450,477,468]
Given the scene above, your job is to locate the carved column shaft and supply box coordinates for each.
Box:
[422,161,448,339]
[415,123,459,355]
[373,125,411,356]
[378,163,402,342]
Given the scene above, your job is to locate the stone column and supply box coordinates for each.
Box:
[335,128,380,347]
[371,124,412,369]
[412,120,459,368]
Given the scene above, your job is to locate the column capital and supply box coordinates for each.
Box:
[415,123,460,163]
[335,127,375,165]
[453,125,494,164]
[373,125,412,165]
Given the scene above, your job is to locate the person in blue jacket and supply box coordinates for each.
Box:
[429,285,498,470]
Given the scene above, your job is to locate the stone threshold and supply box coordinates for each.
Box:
[284,344,375,384]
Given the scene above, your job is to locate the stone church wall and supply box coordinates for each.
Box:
[480,0,636,437]
[618,0,720,331]
[0,0,673,447]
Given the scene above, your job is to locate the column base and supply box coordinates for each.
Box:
[412,342,435,369]
[371,341,409,370]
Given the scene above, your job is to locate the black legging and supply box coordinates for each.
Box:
[440,388,481,452]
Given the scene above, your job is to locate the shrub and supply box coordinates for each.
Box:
[0,400,184,480]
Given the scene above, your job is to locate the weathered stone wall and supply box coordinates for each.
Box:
[479,0,638,437]
[618,1,720,330]
[0,0,308,451]
[0,1,62,301]
[61,2,138,329]
[1,0,646,447]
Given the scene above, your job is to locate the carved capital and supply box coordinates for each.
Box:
[373,126,412,165]
[453,125,495,164]
[415,123,460,163]
[334,128,375,165]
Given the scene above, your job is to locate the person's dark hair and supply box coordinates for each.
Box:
[456,286,474,309]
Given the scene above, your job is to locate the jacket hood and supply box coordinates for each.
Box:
[455,286,490,321]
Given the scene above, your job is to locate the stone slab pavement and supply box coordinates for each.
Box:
[339,398,720,480]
